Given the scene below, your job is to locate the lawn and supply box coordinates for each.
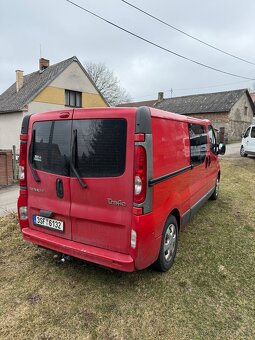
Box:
[0,158,254,339]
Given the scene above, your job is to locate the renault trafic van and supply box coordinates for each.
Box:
[17,107,225,272]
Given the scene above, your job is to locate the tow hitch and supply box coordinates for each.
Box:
[53,253,71,264]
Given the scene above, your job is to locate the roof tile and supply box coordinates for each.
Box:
[155,89,249,114]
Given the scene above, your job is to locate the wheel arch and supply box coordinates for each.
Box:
[169,208,180,232]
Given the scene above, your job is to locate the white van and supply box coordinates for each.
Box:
[240,125,255,157]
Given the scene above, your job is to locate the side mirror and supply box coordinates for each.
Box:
[241,133,244,138]
[218,143,226,155]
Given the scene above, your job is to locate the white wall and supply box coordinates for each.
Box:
[28,102,65,114]
[51,62,98,94]
[0,112,24,152]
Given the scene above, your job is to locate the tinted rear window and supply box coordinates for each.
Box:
[73,119,127,177]
[32,120,71,176]
[31,119,127,178]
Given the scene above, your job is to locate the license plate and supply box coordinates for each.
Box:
[33,215,64,232]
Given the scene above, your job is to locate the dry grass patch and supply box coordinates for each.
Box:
[0,158,254,339]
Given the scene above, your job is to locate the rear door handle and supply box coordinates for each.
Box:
[56,178,64,199]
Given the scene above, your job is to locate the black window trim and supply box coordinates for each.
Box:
[188,122,207,168]
[208,125,217,155]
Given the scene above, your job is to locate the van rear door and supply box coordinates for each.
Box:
[27,110,73,240]
[70,109,135,254]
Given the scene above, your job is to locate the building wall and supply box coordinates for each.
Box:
[228,93,254,140]
[0,111,24,151]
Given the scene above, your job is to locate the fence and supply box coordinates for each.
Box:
[0,145,18,186]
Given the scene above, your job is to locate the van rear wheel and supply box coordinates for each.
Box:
[154,215,178,272]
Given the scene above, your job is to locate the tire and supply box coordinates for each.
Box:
[154,215,178,272]
[210,177,220,200]
[240,145,247,157]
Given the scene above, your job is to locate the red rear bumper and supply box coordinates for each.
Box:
[22,228,135,272]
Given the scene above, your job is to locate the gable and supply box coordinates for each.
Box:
[51,62,98,94]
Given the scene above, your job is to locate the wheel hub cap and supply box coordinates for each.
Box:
[164,224,176,262]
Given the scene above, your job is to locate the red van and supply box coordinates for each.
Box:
[17,107,225,272]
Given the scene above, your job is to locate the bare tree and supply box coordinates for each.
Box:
[84,61,131,106]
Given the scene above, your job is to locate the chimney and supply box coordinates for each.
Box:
[16,70,24,92]
[39,58,50,71]
[158,92,164,102]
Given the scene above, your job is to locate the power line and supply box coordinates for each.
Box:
[120,0,255,66]
[66,0,255,81]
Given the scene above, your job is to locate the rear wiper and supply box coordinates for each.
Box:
[28,130,40,182]
[71,129,87,189]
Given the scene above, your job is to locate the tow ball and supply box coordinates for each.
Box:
[53,253,71,263]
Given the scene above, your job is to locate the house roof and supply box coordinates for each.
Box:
[155,89,255,115]
[117,99,157,108]
[0,56,108,113]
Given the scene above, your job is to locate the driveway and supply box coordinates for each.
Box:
[223,142,240,158]
[0,185,19,217]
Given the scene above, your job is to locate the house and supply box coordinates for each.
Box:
[154,89,255,142]
[0,56,108,152]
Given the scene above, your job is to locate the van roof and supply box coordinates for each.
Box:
[149,107,210,124]
[30,106,211,126]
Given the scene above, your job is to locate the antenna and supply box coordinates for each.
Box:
[40,44,42,58]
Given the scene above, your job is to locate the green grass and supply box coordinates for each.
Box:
[0,158,255,339]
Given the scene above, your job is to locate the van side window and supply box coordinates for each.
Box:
[73,119,127,177]
[32,121,71,176]
[251,127,255,138]
[244,127,251,138]
[188,123,207,166]
[208,125,217,154]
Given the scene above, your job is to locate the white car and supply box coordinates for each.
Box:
[240,125,255,157]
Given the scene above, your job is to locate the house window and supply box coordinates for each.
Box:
[65,90,82,107]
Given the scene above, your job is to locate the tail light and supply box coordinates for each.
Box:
[134,146,147,204]
[19,141,27,186]
[19,206,28,220]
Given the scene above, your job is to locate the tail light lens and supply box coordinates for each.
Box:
[134,146,147,204]
[19,206,28,220]
[19,141,27,186]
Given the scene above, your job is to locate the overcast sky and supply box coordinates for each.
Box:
[1,0,255,101]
